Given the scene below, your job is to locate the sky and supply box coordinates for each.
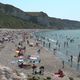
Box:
[0,0,80,21]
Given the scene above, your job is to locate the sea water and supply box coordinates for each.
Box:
[34,30,80,70]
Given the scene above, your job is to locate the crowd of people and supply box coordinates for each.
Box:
[35,32,80,70]
[1,30,80,80]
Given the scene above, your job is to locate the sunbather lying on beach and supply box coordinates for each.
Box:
[54,69,65,78]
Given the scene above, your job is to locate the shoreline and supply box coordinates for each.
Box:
[34,30,80,70]
[33,30,80,78]
[0,29,80,80]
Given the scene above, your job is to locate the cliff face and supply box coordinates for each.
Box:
[0,3,80,29]
[27,12,50,27]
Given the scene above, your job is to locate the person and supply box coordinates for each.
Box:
[36,42,39,46]
[56,40,58,45]
[77,53,80,63]
[37,49,40,54]
[18,59,24,68]
[39,66,44,75]
[53,48,57,55]
[77,53,80,69]
[64,41,66,48]
[54,69,65,78]
[18,50,23,56]
[58,43,60,50]
[70,55,73,67]
[32,64,37,75]
[35,67,40,74]
[43,41,45,47]
[27,40,29,44]
[62,60,64,68]
[49,42,51,49]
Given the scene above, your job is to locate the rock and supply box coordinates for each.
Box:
[0,64,27,80]
[1,75,7,80]
[20,73,27,80]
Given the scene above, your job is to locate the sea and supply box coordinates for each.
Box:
[34,30,80,70]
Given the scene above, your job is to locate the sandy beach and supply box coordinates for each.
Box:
[0,29,80,80]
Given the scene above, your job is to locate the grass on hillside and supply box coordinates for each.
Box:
[0,14,46,29]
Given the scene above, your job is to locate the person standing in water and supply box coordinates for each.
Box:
[70,55,73,67]
[77,52,80,69]
[62,60,64,68]
[53,48,57,55]
[49,42,51,49]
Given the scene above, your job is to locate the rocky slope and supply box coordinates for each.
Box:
[0,64,27,80]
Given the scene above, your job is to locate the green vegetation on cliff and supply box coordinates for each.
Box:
[0,13,45,29]
[0,3,80,29]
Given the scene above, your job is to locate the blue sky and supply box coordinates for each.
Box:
[0,0,80,21]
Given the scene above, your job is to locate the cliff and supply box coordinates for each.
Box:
[0,3,80,29]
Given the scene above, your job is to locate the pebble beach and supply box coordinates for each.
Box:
[0,29,80,80]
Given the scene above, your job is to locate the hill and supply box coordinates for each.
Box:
[0,3,80,29]
[0,13,45,29]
